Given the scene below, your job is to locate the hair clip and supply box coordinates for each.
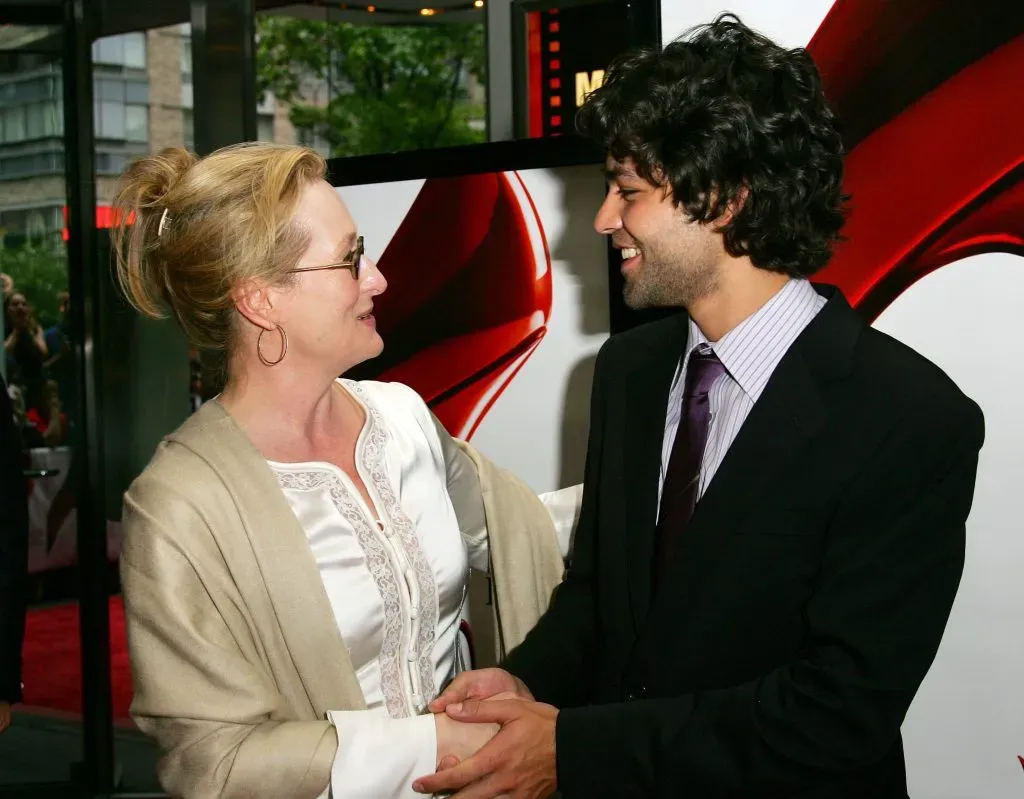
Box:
[158,208,171,238]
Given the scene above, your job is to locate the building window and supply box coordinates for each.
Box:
[25,209,48,238]
[91,100,149,143]
[125,80,148,104]
[96,100,125,139]
[0,151,63,180]
[182,109,194,151]
[123,33,147,69]
[92,33,147,69]
[95,151,130,175]
[5,75,55,104]
[0,205,64,236]
[125,104,147,141]
[25,103,45,138]
[181,37,192,76]
[2,106,27,142]
[97,77,124,102]
[92,36,121,66]
[0,102,61,143]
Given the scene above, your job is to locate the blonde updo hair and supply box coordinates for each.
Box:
[112,141,327,354]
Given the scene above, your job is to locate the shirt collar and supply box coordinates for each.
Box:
[684,279,823,403]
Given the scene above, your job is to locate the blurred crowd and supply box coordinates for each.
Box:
[2,273,73,450]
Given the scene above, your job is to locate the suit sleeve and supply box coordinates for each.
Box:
[554,399,984,797]
[0,375,28,704]
[501,340,612,707]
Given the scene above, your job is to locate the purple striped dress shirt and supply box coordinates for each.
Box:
[658,278,827,506]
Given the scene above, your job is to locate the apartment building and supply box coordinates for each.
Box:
[0,25,307,243]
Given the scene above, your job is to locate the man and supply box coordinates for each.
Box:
[1,372,29,733]
[44,290,76,421]
[414,14,984,799]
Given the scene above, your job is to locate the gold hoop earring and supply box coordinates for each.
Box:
[257,324,287,366]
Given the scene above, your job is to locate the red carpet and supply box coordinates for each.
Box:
[21,596,134,723]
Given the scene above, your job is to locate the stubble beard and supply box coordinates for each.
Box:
[623,254,719,311]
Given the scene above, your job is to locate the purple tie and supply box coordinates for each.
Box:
[653,347,726,587]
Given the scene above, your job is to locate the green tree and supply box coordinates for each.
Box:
[256,17,486,157]
[0,233,68,330]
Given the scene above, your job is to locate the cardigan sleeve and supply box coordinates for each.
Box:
[121,487,339,799]
[429,413,580,570]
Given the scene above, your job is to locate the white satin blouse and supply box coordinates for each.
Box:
[267,379,578,799]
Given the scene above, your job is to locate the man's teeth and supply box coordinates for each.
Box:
[621,247,639,259]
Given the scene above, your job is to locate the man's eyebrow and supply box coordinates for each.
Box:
[604,163,639,181]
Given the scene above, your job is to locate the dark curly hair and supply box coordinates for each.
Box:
[577,14,848,277]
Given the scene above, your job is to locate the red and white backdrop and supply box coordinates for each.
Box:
[664,2,1024,795]
[336,165,611,494]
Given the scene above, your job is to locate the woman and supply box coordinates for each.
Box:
[114,143,575,799]
[4,291,48,390]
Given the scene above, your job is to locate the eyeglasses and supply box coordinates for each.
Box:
[288,235,364,280]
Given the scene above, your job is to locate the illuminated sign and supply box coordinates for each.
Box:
[518,1,629,138]
[575,69,605,106]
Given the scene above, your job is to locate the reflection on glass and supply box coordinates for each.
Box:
[1,22,83,789]
[254,11,487,158]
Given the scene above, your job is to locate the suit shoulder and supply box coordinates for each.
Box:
[599,313,686,362]
[856,327,982,434]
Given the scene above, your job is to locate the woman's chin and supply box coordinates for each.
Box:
[367,330,385,357]
[335,335,384,376]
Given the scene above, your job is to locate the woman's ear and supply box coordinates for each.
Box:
[231,279,277,332]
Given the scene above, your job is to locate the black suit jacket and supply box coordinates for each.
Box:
[503,285,984,798]
[0,375,28,704]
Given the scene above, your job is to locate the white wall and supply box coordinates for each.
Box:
[874,254,1024,799]
[470,165,610,493]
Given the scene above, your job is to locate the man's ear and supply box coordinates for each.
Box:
[231,279,277,332]
[710,184,749,230]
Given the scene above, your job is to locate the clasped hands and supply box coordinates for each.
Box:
[418,668,559,799]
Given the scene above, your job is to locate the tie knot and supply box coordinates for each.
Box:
[686,348,725,398]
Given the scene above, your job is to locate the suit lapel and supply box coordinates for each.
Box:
[644,286,862,623]
[170,402,366,716]
[622,314,689,631]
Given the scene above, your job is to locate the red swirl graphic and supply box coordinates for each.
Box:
[809,1,1023,319]
[346,172,553,438]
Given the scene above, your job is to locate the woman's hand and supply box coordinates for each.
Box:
[434,710,499,768]
[30,323,48,357]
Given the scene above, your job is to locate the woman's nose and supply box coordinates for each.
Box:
[361,257,387,296]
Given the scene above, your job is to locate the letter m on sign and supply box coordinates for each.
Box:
[575,70,606,106]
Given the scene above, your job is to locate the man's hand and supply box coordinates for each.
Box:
[0,702,12,734]
[430,668,533,714]
[414,699,558,799]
